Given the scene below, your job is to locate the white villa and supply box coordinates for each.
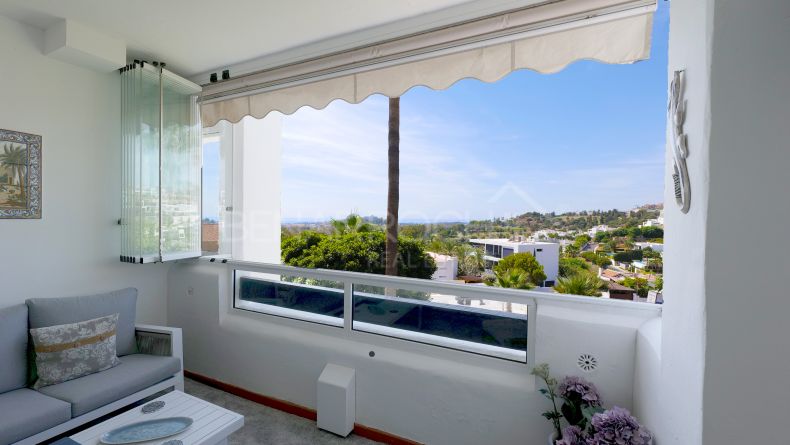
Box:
[1,1,788,445]
[587,224,613,237]
[635,241,664,253]
[640,218,664,228]
[469,238,560,286]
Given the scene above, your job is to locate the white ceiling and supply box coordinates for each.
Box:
[0,0,536,81]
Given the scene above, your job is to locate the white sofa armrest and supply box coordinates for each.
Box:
[135,324,184,391]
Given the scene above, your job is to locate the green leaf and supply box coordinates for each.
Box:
[582,405,605,422]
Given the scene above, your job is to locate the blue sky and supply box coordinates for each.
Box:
[206,3,669,223]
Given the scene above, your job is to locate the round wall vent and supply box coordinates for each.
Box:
[577,353,598,372]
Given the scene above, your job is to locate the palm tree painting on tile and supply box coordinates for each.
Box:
[0,143,28,208]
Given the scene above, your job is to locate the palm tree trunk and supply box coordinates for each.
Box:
[385,97,400,277]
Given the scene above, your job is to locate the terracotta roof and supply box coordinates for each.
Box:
[602,269,622,279]
[202,223,219,252]
[608,282,634,291]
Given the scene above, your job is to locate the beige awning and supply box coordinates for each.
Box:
[201,0,656,127]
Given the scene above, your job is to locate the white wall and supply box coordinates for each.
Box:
[659,1,790,444]
[702,1,790,443]
[633,317,661,432]
[536,300,659,412]
[428,252,457,281]
[0,15,170,324]
[168,261,659,445]
[532,243,560,284]
[655,0,713,443]
[231,115,282,263]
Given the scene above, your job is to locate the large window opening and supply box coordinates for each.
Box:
[200,1,669,360]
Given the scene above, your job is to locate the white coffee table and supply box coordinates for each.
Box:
[70,390,244,445]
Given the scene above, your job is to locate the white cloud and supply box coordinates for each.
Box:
[279,94,664,222]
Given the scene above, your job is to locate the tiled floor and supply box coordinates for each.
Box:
[185,378,380,445]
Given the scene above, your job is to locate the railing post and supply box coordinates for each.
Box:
[527,299,537,366]
[344,282,353,332]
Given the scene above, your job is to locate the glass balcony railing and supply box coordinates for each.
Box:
[231,262,536,362]
[352,285,528,352]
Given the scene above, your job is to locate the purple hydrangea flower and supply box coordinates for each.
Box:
[588,406,652,445]
[558,376,601,406]
[556,425,588,445]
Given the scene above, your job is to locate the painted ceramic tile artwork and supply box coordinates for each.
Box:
[0,129,41,219]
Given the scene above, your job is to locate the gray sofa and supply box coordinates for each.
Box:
[0,288,183,445]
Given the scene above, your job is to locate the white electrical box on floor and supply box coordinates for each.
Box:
[317,363,356,436]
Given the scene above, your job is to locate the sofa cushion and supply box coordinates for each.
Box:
[26,288,138,356]
[0,304,28,394]
[0,388,71,445]
[30,314,122,389]
[38,354,181,417]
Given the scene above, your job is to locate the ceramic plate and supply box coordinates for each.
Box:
[99,417,193,444]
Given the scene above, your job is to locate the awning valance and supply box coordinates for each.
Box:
[200,0,656,127]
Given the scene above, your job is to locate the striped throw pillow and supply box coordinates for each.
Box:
[30,313,121,389]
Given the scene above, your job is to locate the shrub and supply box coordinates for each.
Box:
[281,230,327,266]
[622,277,649,298]
[580,251,611,268]
[489,267,534,290]
[554,272,604,297]
[559,257,589,278]
[613,250,643,263]
[572,234,591,249]
[640,226,664,239]
[281,231,436,278]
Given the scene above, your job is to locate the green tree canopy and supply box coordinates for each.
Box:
[654,276,664,292]
[399,224,427,239]
[281,231,436,279]
[453,244,485,277]
[493,252,546,286]
[281,230,327,266]
[622,277,650,298]
[594,231,612,242]
[424,239,485,277]
[330,213,375,235]
[613,250,644,263]
[580,251,612,268]
[426,237,457,255]
[641,247,662,259]
[572,234,591,249]
[559,257,589,278]
[640,227,664,239]
[611,227,629,237]
[563,244,580,258]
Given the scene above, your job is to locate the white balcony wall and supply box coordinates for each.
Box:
[654,0,712,442]
[658,1,790,444]
[168,262,659,445]
[633,316,661,431]
[0,15,169,323]
[700,0,790,443]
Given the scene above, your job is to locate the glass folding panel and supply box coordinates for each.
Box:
[121,65,202,263]
[161,71,202,261]
[121,65,160,263]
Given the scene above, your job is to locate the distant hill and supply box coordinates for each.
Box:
[281,204,663,239]
[466,205,662,237]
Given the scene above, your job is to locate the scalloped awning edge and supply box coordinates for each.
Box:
[201,9,654,127]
